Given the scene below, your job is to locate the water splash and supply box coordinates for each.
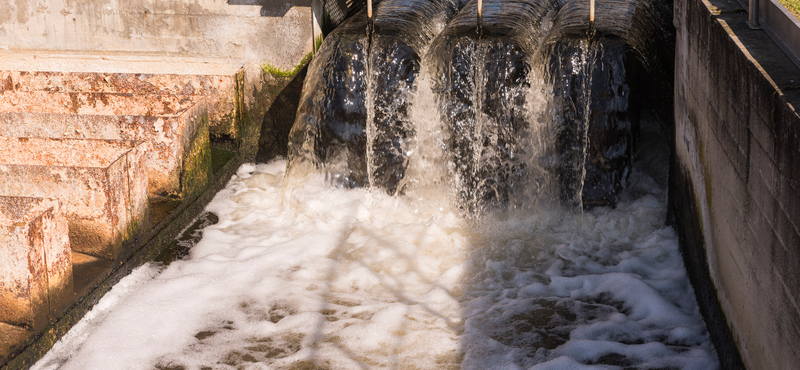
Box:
[288,0,674,211]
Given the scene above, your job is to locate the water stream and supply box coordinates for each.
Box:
[33,0,719,368]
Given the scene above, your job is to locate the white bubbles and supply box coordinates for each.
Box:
[34,160,717,370]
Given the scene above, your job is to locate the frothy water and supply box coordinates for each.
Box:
[33,139,718,369]
[29,0,711,367]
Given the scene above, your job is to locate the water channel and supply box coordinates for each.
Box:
[33,0,720,368]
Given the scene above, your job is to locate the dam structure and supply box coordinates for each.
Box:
[0,0,798,369]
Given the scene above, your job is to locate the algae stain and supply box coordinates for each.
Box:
[261,52,313,78]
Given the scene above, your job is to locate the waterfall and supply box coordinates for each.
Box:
[287,0,674,211]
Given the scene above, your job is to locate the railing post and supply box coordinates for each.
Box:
[747,0,761,29]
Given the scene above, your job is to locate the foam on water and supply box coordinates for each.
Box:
[33,147,718,369]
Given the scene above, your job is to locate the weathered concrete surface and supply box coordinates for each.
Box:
[672,0,800,367]
[0,196,73,331]
[0,67,244,143]
[0,91,202,116]
[0,137,150,260]
[0,98,210,198]
[0,0,313,70]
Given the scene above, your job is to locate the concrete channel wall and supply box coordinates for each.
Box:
[0,0,314,70]
[672,0,800,367]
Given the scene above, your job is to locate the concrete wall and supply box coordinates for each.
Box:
[0,0,314,69]
[672,0,800,368]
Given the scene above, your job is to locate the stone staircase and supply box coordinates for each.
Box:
[0,52,247,362]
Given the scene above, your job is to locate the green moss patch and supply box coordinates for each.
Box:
[779,0,800,19]
[261,52,313,78]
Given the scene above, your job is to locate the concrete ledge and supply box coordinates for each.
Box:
[0,138,150,260]
[0,197,73,331]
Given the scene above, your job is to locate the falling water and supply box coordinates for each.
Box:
[366,0,461,193]
[424,0,557,211]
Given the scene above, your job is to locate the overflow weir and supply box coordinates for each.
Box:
[0,0,798,368]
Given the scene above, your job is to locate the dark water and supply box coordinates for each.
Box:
[287,0,673,210]
[426,0,557,210]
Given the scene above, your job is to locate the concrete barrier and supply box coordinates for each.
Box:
[0,137,150,260]
[0,0,313,70]
[672,0,800,367]
[0,196,73,331]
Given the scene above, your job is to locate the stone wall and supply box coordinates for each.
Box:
[0,0,314,69]
[672,0,800,367]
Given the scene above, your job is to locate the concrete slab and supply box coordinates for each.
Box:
[0,196,73,331]
[0,137,150,260]
[0,100,211,198]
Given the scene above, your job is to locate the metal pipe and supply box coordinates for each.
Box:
[477,0,483,29]
[311,0,318,54]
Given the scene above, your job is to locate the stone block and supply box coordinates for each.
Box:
[0,97,210,197]
[0,196,73,330]
[0,64,243,142]
[0,137,149,260]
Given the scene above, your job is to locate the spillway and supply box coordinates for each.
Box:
[32,0,720,368]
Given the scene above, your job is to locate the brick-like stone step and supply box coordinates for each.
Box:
[0,196,73,331]
[0,137,150,260]
[0,91,203,116]
[0,54,244,142]
[0,94,211,198]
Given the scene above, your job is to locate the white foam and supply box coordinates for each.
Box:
[33,159,718,369]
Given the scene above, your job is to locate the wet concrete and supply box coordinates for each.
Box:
[0,323,31,363]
